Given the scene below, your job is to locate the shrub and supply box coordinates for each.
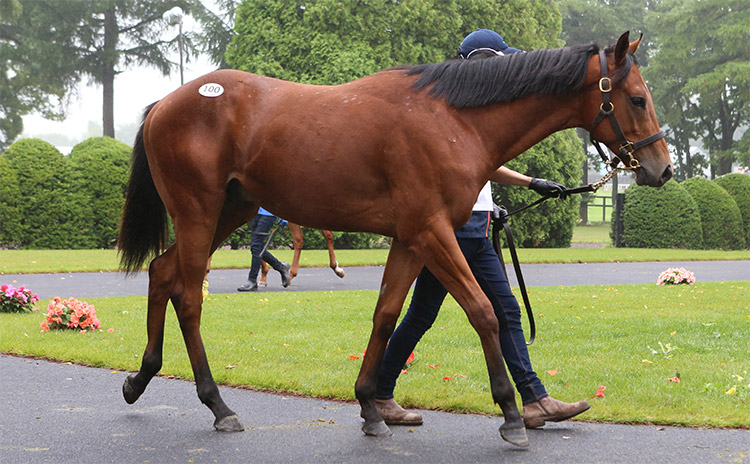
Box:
[1,138,72,248]
[713,173,750,247]
[681,177,745,250]
[67,137,131,248]
[0,155,22,246]
[620,179,703,249]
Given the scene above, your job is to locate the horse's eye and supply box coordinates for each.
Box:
[630,97,646,109]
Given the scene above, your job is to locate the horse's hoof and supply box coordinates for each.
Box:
[214,414,245,432]
[499,426,530,447]
[362,420,392,437]
[334,266,345,278]
[122,375,141,404]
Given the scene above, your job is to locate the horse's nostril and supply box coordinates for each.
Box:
[661,164,673,183]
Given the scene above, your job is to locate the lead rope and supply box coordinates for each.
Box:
[492,166,622,346]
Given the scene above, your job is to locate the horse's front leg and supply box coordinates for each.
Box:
[416,225,528,447]
[123,246,175,404]
[322,229,345,278]
[356,239,423,437]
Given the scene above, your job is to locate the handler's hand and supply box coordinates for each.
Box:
[529,178,566,197]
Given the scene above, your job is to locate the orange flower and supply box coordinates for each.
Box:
[348,354,360,360]
[547,369,558,376]
[667,377,680,383]
[442,376,453,381]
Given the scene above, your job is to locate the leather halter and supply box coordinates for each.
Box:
[590,50,665,170]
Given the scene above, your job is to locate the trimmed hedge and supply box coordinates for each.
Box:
[713,173,750,247]
[0,155,21,245]
[681,177,745,250]
[0,139,69,248]
[67,137,131,248]
[0,137,130,249]
[621,179,704,249]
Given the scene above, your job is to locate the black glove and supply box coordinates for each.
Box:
[492,204,509,223]
[529,178,566,198]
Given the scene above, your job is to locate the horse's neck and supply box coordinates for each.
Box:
[461,93,586,168]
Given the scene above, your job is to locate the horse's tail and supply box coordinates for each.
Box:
[118,102,168,274]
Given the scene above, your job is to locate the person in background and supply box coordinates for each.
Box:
[371,29,590,429]
[237,207,291,292]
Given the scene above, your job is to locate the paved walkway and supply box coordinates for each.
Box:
[3,260,748,299]
[1,260,749,463]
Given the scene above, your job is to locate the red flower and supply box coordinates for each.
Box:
[443,376,453,381]
[667,377,680,383]
[348,354,360,360]
[595,385,606,398]
[406,352,415,364]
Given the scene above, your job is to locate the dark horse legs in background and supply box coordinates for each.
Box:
[118,32,671,448]
[259,223,345,286]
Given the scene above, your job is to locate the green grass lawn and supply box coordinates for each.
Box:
[1,244,747,274]
[3,281,749,428]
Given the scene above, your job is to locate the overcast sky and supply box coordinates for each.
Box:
[20,9,216,148]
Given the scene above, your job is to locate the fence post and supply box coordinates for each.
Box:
[613,192,625,247]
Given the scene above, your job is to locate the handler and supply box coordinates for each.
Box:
[237,207,291,292]
[372,29,590,429]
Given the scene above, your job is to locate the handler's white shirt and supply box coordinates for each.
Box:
[473,181,493,212]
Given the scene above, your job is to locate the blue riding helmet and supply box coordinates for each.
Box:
[458,28,523,58]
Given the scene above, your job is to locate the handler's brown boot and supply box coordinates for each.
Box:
[523,396,590,428]
[374,398,423,426]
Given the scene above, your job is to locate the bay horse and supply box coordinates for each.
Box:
[118,32,671,448]
[259,223,345,286]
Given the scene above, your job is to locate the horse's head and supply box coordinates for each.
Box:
[587,32,673,187]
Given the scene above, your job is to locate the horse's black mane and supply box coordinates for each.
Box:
[401,43,635,108]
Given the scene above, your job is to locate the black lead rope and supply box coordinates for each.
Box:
[491,184,597,346]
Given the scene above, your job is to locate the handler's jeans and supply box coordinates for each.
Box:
[247,214,284,282]
[376,236,547,405]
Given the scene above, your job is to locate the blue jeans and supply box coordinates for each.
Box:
[376,236,547,405]
[247,214,283,282]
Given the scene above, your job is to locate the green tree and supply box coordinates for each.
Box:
[227,0,561,84]
[645,0,750,177]
[0,0,217,148]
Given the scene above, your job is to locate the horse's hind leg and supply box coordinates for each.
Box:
[322,229,345,278]
[356,238,423,437]
[123,246,177,404]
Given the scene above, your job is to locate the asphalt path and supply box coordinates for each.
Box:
[2,260,748,300]
[2,260,749,463]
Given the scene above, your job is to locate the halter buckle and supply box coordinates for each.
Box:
[619,141,634,154]
[599,101,614,113]
[599,77,612,93]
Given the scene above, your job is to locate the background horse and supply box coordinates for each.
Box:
[118,32,671,448]
[259,223,345,286]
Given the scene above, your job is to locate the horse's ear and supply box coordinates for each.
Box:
[614,31,630,65]
[628,33,644,54]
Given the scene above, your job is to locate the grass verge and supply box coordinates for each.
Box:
[1,247,747,274]
[2,281,749,427]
